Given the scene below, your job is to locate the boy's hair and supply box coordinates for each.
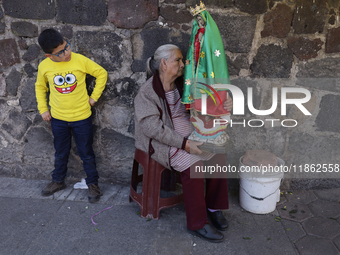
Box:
[38,28,64,54]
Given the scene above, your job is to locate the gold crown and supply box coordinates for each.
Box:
[190,1,206,16]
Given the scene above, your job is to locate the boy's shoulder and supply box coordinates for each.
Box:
[72,52,90,61]
[37,57,52,72]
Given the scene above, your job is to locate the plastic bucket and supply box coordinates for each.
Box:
[239,156,284,214]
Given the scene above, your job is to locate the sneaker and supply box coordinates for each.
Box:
[41,181,66,196]
[88,184,103,203]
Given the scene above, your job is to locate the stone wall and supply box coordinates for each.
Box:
[0,0,340,189]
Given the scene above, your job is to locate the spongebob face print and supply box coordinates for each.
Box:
[53,72,77,94]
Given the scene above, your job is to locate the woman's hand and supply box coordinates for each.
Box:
[185,140,203,155]
[223,94,233,111]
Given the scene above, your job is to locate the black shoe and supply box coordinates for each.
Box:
[88,184,103,203]
[207,210,228,231]
[41,181,66,196]
[187,223,224,243]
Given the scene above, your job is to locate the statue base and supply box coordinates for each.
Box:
[188,131,233,154]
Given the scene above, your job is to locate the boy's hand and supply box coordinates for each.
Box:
[185,140,203,155]
[41,111,51,121]
[89,97,96,106]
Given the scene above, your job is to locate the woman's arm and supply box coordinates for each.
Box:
[134,89,186,150]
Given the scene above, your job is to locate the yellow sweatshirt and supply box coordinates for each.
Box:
[35,52,107,122]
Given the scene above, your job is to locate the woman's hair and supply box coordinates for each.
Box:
[146,44,180,77]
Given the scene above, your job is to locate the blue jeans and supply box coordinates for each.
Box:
[51,116,98,186]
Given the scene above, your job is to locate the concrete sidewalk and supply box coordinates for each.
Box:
[0,177,339,255]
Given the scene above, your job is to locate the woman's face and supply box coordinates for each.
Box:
[196,15,205,27]
[164,49,185,78]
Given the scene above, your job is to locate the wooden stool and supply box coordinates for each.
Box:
[129,148,184,219]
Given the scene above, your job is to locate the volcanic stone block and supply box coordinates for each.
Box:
[75,31,123,72]
[167,0,185,3]
[5,68,21,96]
[0,132,21,164]
[186,0,234,8]
[261,4,293,38]
[0,39,20,67]
[266,127,287,157]
[0,99,9,123]
[288,133,314,154]
[0,22,5,34]
[20,79,37,111]
[22,44,41,62]
[297,58,340,78]
[290,179,340,190]
[167,22,181,30]
[226,54,248,75]
[212,13,256,53]
[11,22,38,38]
[296,58,340,93]
[229,77,261,116]
[56,0,107,26]
[329,15,336,25]
[0,6,3,19]
[23,127,54,168]
[315,94,340,133]
[292,0,328,34]
[131,26,190,72]
[288,37,323,61]
[23,63,37,78]
[1,109,32,140]
[0,76,5,97]
[235,0,268,15]
[41,26,73,40]
[224,124,267,169]
[101,77,139,105]
[108,0,158,29]
[3,0,55,19]
[287,133,340,179]
[250,45,293,78]
[328,0,339,8]
[18,39,28,50]
[98,128,135,183]
[101,105,132,130]
[326,27,340,53]
[160,6,192,24]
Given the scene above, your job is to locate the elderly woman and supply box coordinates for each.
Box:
[134,44,232,243]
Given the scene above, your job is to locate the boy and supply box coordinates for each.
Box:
[35,28,107,203]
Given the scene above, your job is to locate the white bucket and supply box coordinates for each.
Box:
[239,156,284,214]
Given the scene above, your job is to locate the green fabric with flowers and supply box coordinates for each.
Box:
[182,10,230,105]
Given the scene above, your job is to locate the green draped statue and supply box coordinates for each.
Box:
[182,2,232,153]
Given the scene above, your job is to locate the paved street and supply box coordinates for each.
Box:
[0,177,339,255]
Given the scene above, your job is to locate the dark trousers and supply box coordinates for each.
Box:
[180,154,229,230]
[51,116,98,186]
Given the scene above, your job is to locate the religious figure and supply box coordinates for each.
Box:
[182,1,232,153]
